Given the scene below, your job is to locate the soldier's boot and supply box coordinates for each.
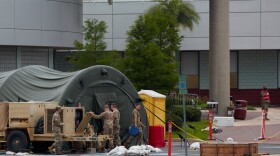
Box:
[55,148,63,155]
[123,142,129,149]
[48,146,54,154]
[123,136,132,148]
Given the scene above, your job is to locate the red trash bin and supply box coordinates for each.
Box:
[149,126,166,147]
[234,100,247,120]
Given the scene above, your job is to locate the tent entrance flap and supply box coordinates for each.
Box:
[76,112,92,134]
[94,93,118,106]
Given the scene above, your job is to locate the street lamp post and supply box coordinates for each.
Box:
[108,0,113,50]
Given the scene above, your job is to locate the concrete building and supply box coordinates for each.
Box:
[83,0,280,105]
[0,0,83,72]
[1,0,280,105]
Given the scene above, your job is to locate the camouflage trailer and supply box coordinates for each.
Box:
[0,101,109,153]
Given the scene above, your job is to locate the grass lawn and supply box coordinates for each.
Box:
[165,119,209,141]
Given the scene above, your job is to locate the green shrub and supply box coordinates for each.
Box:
[166,105,201,123]
[169,106,184,116]
[165,113,183,131]
[166,106,185,131]
[247,106,256,110]
[186,106,201,122]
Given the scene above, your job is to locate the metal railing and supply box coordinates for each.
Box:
[167,92,199,108]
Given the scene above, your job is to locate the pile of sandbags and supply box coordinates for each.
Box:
[6,151,30,155]
[108,146,127,156]
[108,145,162,156]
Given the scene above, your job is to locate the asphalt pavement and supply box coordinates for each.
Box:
[212,107,280,143]
[0,107,279,155]
[54,107,280,155]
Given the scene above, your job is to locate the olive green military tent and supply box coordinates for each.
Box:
[0,65,148,143]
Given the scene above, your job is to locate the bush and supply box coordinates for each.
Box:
[186,106,201,122]
[169,106,184,116]
[166,105,201,128]
[247,106,256,110]
[169,106,201,122]
[165,113,183,131]
[166,106,185,131]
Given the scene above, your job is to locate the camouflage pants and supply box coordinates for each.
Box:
[98,127,113,151]
[125,127,144,147]
[51,128,62,150]
[113,127,121,147]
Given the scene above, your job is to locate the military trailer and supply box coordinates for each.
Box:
[0,101,108,153]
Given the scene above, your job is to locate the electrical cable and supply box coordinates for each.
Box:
[142,99,224,142]
[141,102,205,141]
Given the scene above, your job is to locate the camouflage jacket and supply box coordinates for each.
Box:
[52,112,62,131]
[113,109,120,128]
[92,110,113,129]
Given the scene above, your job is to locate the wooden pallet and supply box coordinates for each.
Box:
[200,143,258,156]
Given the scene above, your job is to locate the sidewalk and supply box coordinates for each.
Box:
[211,107,280,143]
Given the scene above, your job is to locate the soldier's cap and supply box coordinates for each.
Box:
[111,101,118,105]
[56,106,62,110]
[135,98,144,105]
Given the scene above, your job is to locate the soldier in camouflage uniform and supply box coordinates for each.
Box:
[111,102,121,147]
[124,103,145,148]
[261,86,270,120]
[90,104,114,152]
[48,106,64,155]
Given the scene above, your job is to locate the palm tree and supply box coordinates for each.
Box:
[149,0,200,30]
[145,0,200,60]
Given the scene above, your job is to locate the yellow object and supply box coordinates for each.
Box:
[138,90,166,137]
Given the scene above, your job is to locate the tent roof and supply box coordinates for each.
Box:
[0,65,149,141]
[0,65,77,102]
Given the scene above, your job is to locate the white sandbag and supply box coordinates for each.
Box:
[146,145,155,151]
[129,145,142,150]
[15,152,29,155]
[126,149,140,155]
[118,147,127,155]
[115,151,126,156]
[140,145,147,150]
[142,150,151,155]
[139,150,144,155]
[108,146,120,155]
[153,148,162,152]
[190,142,200,150]
[226,138,234,143]
[6,151,15,155]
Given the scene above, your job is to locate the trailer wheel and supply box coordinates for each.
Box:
[7,130,30,152]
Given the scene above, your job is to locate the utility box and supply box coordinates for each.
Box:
[213,117,234,127]
[138,90,166,135]
[9,102,57,128]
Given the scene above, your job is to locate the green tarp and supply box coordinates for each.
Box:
[0,65,148,143]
